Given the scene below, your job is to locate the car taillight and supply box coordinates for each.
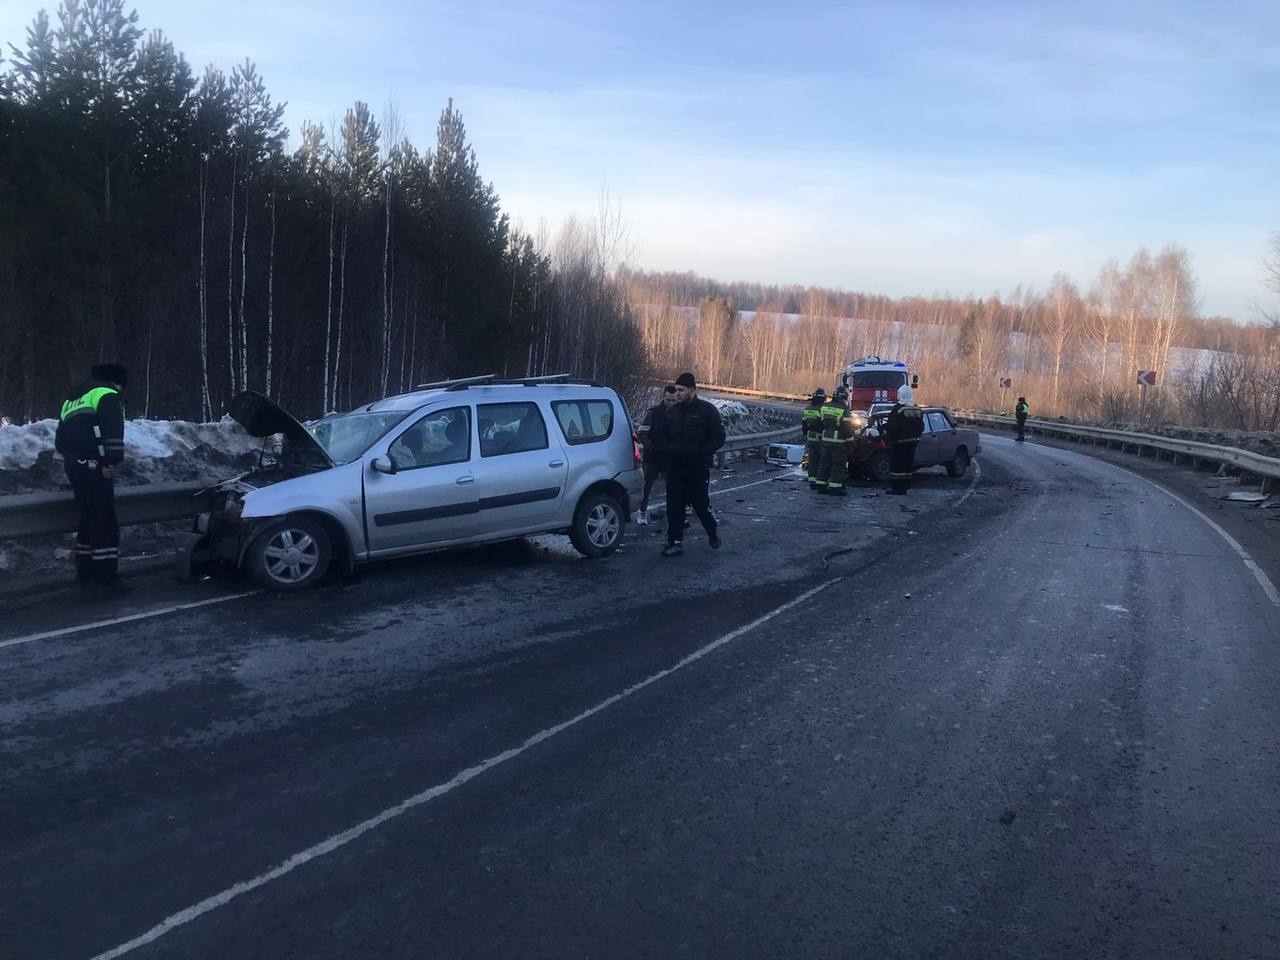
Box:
[632,433,643,469]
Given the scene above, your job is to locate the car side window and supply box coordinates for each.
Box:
[388,407,471,470]
[552,400,614,444]
[478,402,549,457]
[927,412,951,433]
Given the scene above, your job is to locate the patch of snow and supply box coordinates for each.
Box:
[0,418,57,470]
[707,398,750,419]
[1220,491,1270,503]
[0,415,256,471]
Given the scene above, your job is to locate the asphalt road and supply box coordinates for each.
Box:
[2,438,1278,960]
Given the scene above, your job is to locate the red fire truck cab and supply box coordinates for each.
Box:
[840,356,919,410]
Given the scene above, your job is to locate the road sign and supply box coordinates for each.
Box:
[1137,370,1157,386]
[999,377,1012,388]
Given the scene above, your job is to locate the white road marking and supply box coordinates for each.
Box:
[86,575,845,960]
[711,475,787,497]
[0,591,260,651]
[1098,462,1280,607]
[11,475,784,653]
[1103,604,1130,613]
[954,459,982,509]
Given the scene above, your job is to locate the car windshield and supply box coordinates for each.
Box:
[851,370,907,389]
[310,411,411,465]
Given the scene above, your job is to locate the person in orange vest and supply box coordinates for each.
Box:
[54,363,130,592]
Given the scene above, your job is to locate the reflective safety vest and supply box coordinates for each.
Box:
[819,402,853,442]
[886,403,924,445]
[56,384,125,462]
[1016,402,1029,418]
[802,405,822,441]
[60,386,119,422]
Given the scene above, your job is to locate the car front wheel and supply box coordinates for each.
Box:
[865,451,891,483]
[947,448,971,478]
[569,490,624,558]
[248,517,332,591]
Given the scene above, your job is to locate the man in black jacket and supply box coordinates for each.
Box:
[55,363,129,589]
[650,372,726,556]
[636,384,677,523]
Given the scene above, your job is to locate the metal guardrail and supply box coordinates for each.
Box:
[700,384,809,403]
[0,481,206,540]
[0,428,801,540]
[954,411,1280,486]
[714,426,802,466]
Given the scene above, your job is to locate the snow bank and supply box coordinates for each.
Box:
[0,415,255,470]
[0,415,261,495]
[707,398,750,419]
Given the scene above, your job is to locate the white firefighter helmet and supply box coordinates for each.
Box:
[897,384,914,404]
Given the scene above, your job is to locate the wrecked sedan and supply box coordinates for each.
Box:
[180,380,644,590]
[850,406,981,482]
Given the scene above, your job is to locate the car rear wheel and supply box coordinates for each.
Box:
[865,451,891,483]
[569,490,624,558]
[947,448,971,478]
[248,517,331,591]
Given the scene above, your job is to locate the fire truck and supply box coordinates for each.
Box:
[840,356,918,411]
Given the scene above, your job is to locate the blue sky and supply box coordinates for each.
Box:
[4,0,1277,319]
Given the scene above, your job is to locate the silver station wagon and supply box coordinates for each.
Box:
[182,375,644,590]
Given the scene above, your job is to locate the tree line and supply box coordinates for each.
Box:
[626,242,1280,432]
[0,0,644,424]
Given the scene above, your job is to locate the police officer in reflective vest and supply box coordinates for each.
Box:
[55,364,128,589]
[884,384,924,495]
[1015,396,1029,442]
[803,388,826,481]
[813,385,854,496]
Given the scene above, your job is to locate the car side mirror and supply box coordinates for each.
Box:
[911,375,919,389]
[371,455,397,475]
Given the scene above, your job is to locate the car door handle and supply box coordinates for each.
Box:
[456,476,475,485]
[549,460,565,468]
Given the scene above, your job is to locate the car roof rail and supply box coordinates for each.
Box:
[475,373,605,388]
[414,374,496,391]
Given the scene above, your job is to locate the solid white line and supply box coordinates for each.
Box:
[1106,462,1280,607]
[0,591,260,651]
[87,574,845,960]
[954,459,982,509]
[711,475,784,497]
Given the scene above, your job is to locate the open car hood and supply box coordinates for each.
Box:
[229,391,334,469]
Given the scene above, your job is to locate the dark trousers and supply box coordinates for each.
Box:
[1016,417,1027,441]
[804,438,821,478]
[665,461,716,544]
[889,440,918,495]
[640,460,663,508]
[66,459,120,583]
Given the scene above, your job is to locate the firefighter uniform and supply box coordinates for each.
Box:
[802,389,825,480]
[55,365,128,585]
[813,390,854,495]
[884,400,924,495]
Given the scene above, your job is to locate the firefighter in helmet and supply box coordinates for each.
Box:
[813,384,854,496]
[884,384,924,495]
[803,388,826,480]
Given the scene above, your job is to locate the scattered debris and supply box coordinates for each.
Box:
[1220,491,1270,503]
